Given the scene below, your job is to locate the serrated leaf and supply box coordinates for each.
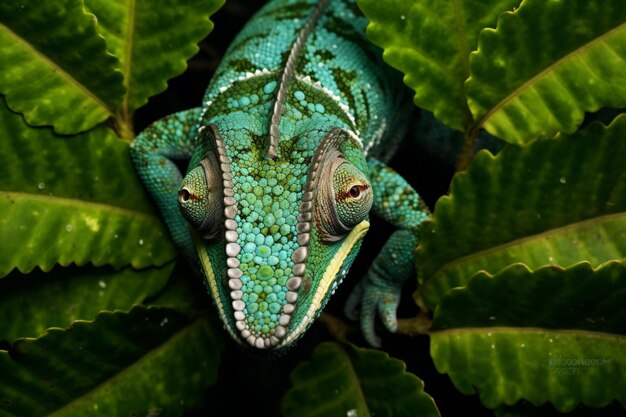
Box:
[430,262,626,412]
[0,263,174,342]
[417,114,626,308]
[282,342,440,417]
[84,0,224,120]
[356,0,520,131]
[467,0,626,144]
[0,0,125,134]
[0,307,223,417]
[0,100,176,277]
[433,263,625,333]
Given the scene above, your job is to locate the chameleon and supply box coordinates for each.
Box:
[131,0,430,350]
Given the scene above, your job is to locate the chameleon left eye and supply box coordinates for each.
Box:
[178,156,224,239]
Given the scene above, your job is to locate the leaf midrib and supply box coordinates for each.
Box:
[337,345,372,417]
[0,191,157,221]
[121,0,137,119]
[451,0,470,89]
[46,316,206,417]
[475,19,626,129]
[430,326,626,340]
[0,22,114,117]
[450,0,475,128]
[426,211,626,279]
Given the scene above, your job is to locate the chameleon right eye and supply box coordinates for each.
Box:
[332,162,373,231]
[308,129,373,243]
[178,155,224,239]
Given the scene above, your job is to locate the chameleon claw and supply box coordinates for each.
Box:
[378,295,400,333]
[363,323,382,348]
[358,286,380,347]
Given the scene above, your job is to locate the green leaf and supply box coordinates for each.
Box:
[0,0,125,134]
[433,263,625,333]
[0,263,174,342]
[0,100,176,277]
[84,0,225,120]
[282,342,440,417]
[430,262,626,412]
[494,400,626,417]
[467,0,626,144]
[417,114,626,308]
[356,0,520,131]
[0,307,223,417]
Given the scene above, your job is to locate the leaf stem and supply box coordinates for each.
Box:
[115,114,135,140]
[397,311,432,336]
[319,312,354,342]
[455,127,479,172]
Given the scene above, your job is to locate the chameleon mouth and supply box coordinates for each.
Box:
[276,219,369,348]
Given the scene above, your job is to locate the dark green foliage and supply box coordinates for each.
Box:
[0,0,624,415]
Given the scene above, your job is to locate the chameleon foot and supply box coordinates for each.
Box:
[345,271,402,347]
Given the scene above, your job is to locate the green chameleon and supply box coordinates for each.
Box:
[131,0,430,350]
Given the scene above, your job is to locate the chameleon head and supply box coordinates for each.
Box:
[178,126,372,350]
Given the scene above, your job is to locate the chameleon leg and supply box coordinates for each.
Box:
[345,159,430,347]
[130,107,203,267]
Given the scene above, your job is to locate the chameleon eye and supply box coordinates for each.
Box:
[314,157,373,242]
[349,185,361,198]
[332,162,373,231]
[178,156,224,239]
[179,188,192,202]
[308,129,373,243]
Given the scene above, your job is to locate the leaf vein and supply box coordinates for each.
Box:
[336,345,372,417]
[0,191,159,222]
[121,0,137,119]
[431,326,626,340]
